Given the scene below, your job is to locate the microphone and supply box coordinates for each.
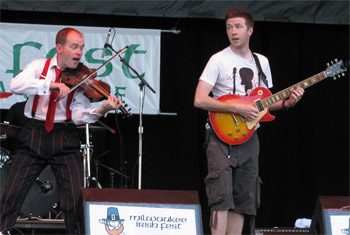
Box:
[101,28,111,58]
[36,178,53,194]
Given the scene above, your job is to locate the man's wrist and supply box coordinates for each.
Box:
[282,99,289,110]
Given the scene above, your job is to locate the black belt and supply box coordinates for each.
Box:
[30,119,75,128]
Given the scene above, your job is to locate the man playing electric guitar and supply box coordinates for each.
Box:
[194,8,304,235]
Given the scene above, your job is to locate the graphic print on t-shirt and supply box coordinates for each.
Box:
[239,67,254,96]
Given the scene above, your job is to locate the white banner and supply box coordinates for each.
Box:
[0,23,161,114]
[85,202,203,235]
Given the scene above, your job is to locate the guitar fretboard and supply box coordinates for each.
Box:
[262,71,327,107]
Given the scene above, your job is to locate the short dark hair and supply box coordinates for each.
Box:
[226,8,254,28]
[56,28,82,45]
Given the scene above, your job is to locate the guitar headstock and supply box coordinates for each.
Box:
[325,59,347,80]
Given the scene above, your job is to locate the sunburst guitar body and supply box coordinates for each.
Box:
[209,87,274,145]
[209,59,347,145]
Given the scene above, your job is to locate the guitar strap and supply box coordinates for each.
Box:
[232,67,237,95]
[253,53,268,87]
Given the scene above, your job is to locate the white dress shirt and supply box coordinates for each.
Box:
[10,56,103,125]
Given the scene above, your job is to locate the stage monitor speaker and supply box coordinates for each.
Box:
[82,188,203,235]
[1,163,58,218]
[309,196,350,234]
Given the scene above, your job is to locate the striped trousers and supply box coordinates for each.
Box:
[0,119,84,234]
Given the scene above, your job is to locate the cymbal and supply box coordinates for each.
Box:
[76,125,105,131]
[0,123,21,139]
[0,92,13,99]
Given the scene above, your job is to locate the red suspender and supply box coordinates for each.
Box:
[32,58,51,117]
[31,58,74,121]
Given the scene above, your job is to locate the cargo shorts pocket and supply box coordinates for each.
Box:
[256,177,263,209]
[205,170,225,206]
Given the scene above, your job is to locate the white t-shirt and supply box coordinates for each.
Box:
[199,47,273,98]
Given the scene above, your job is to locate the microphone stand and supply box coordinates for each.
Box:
[106,43,156,189]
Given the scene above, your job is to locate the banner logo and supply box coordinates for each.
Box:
[99,207,125,235]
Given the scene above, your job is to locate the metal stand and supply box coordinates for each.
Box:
[104,41,155,189]
[138,84,144,189]
[81,124,91,188]
[93,159,129,188]
[119,59,155,190]
[81,123,125,188]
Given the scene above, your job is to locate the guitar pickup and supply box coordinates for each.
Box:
[255,99,264,112]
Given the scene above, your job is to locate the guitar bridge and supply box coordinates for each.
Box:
[230,113,239,126]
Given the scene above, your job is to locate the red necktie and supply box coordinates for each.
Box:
[45,67,61,133]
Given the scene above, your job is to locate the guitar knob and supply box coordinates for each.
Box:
[236,128,241,132]
[234,136,239,140]
[228,132,233,136]
[243,132,247,137]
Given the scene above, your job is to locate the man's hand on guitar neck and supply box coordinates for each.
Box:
[285,87,304,108]
[270,87,304,111]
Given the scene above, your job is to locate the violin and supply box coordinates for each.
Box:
[60,63,131,117]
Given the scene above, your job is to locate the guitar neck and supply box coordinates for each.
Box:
[261,71,327,107]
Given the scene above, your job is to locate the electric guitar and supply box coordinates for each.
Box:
[209,59,347,145]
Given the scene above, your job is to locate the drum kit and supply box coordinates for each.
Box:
[0,122,20,167]
[0,92,126,219]
[0,93,18,169]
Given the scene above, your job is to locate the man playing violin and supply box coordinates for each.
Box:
[0,27,122,234]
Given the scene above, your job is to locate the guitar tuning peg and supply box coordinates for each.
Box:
[331,61,334,65]
[342,73,345,76]
[334,58,338,62]
[337,74,341,78]
[333,76,337,80]
[327,63,330,66]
